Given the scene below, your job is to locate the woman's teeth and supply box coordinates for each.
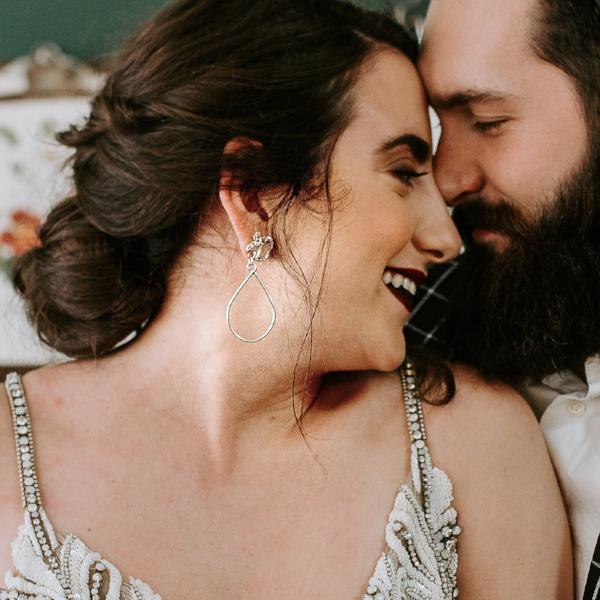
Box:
[382,270,417,295]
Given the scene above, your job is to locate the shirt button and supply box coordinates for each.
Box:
[567,399,586,416]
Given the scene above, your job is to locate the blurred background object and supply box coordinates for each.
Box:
[0,95,90,372]
[0,0,429,374]
[0,43,105,99]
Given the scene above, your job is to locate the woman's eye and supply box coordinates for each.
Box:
[473,119,508,134]
[390,169,429,188]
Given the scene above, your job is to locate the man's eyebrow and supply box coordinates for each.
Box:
[376,134,431,165]
[429,89,517,111]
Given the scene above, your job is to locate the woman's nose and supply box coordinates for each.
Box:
[414,187,462,264]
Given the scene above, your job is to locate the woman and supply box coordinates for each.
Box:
[0,1,571,598]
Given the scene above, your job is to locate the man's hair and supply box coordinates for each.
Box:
[532,0,600,132]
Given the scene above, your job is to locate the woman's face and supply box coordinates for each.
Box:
[280,49,461,373]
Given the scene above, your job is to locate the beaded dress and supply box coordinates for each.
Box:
[1,363,460,600]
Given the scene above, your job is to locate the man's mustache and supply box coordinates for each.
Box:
[452,197,529,241]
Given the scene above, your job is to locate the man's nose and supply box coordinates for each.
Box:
[434,132,485,206]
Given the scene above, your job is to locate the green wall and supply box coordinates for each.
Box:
[0,0,167,61]
[0,0,425,61]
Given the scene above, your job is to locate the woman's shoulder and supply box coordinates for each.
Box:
[0,371,29,572]
[450,362,529,408]
[424,362,541,449]
[0,373,24,507]
[0,364,65,495]
[422,362,548,489]
[0,362,108,569]
[0,362,88,513]
[423,363,572,598]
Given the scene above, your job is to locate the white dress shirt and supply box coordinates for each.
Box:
[524,355,600,599]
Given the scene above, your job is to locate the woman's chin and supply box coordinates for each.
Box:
[317,333,406,374]
[365,337,407,373]
[375,354,406,373]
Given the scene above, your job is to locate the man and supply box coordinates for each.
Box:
[412,0,600,597]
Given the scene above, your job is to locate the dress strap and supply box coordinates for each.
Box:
[400,360,461,598]
[400,360,428,448]
[400,360,433,506]
[4,372,69,582]
[4,371,44,513]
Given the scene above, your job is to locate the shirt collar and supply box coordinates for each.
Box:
[523,355,600,418]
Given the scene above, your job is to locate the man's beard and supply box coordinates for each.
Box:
[448,141,600,383]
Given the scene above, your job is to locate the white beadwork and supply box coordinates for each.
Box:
[2,364,459,600]
[362,362,460,600]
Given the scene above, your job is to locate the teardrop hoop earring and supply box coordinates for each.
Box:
[226,232,277,343]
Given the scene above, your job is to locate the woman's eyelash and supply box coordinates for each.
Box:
[390,169,429,186]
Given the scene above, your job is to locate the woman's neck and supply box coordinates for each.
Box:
[72,275,327,475]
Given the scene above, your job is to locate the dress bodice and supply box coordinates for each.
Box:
[1,362,460,600]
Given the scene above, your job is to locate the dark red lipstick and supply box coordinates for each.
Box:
[389,268,427,285]
[383,267,427,313]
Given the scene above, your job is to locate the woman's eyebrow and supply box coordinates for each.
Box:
[376,134,431,165]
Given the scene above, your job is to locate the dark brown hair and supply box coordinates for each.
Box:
[12,0,419,360]
[533,0,600,132]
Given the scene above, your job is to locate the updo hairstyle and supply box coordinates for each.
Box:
[12,0,418,359]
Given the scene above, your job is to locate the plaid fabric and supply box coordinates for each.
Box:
[584,533,600,600]
[404,257,463,355]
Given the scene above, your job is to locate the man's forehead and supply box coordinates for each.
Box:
[419,0,538,96]
[420,0,538,76]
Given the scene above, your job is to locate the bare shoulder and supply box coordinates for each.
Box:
[422,363,544,459]
[428,362,537,426]
[0,380,20,506]
[0,373,28,575]
[422,364,572,599]
[0,361,102,577]
[451,362,533,415]
[422,362,552,502]
[423,361,553,501]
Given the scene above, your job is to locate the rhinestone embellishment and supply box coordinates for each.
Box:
[363,361,460,600]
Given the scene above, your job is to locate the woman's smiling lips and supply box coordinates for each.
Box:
[382,267,427,313]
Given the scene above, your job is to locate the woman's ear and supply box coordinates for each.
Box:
[219,137,269,254]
